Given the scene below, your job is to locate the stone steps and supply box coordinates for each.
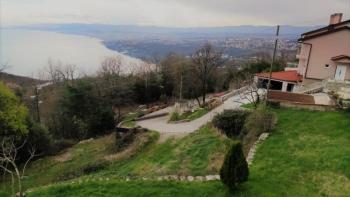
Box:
[246,133,270,165]
[294,82,324,94]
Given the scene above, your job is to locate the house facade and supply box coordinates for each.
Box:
[297,13,350,81]
[255,13,350,93]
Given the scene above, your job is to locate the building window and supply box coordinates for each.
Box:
[325,64,331,68]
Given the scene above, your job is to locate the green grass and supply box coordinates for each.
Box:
[96,124,232,177]
[236,108,350,196]
[4,108,350,197]
[0,131,159,197]
[169,108,209,122]
[120,112,144,128]
[240,103,254,109]
[121,120,136,127]
[27,180,229,197]
[0,124,231,197]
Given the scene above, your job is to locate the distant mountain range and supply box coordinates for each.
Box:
[16,23,321,41]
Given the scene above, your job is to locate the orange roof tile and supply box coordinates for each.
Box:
[255,70,302,82]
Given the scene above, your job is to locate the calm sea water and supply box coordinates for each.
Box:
[0,29,142,77]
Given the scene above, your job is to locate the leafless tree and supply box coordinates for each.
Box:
[192,43,223,106]
[99,57,122,81]
[235,73,266,109]
[0,138,38,197]
[97,56,133,123]
[44,59,78,84]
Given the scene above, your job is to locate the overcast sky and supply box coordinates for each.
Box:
[1,0,350,27]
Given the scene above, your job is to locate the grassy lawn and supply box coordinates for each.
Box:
[96,124,232,177]
[120,112,144,128]
[2,108,350,197]
[27,180,229,197]
[0,124,231,197]
[0,131,159,197]
[236,108,350,196]
[170,108,209,122]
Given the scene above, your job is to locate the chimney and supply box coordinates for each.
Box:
[329,13,343,25]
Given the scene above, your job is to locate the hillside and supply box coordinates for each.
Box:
[3,107,348,197]
[0,124,232,197]
[18,24,320,40]
[0,72,41,89]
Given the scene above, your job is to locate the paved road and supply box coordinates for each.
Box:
[136,93,250,133]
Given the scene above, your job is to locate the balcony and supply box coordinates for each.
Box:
[296,54,307,60]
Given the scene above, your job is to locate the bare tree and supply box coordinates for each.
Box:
[0,138,38,197]
[98,56,133,123]
[99,57,122,80]
[192,43,223,106]
[44,59,78,84]
[235,73,266,109]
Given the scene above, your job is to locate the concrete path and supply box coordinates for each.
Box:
[312,92,335,105]
[136,93,249,133]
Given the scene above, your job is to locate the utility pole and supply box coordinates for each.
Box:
[266,25,280,102]
[179,72,183,102]
[34,86,41,123]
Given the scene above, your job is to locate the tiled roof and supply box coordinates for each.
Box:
[331,55,350,61]
[302,19,350,36]
[298,20,350,42]
[255,70,303,82]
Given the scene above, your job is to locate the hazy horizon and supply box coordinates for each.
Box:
[0,29,144,77]
[2,0,350,27]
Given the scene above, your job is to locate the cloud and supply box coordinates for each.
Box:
[1,0,349,27]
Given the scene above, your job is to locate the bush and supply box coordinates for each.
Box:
[213,110,250,138]
[169,111,181,122]
[220,142,249,191]
[244,104,276,136]
[49,139,76,155]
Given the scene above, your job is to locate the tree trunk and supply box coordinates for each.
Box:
[195,97,201,107]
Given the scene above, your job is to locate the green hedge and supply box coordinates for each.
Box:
[213,110,250,138]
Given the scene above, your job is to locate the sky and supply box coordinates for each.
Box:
[1,0,350,27]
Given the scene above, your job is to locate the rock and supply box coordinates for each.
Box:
[205,175,217,181]
[195,176,204,181]
[187,176,194,181]
[170,175,178,180]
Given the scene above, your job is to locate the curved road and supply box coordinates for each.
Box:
[136,94,249,133]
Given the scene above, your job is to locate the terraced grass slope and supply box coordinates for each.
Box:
[97,124,232,177]
[25,108,350,197]
[0,125,232,197]
[27,180,229,197]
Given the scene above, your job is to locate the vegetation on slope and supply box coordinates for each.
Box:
[25,108,350,197]
[27,180,229,197]
[0,131,158,197]
[169,107,209,122]
[97,124,232,177]
[236,108,350,196]
[0,124,232,197]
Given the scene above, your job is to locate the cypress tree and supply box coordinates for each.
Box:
[220,142,249,191]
